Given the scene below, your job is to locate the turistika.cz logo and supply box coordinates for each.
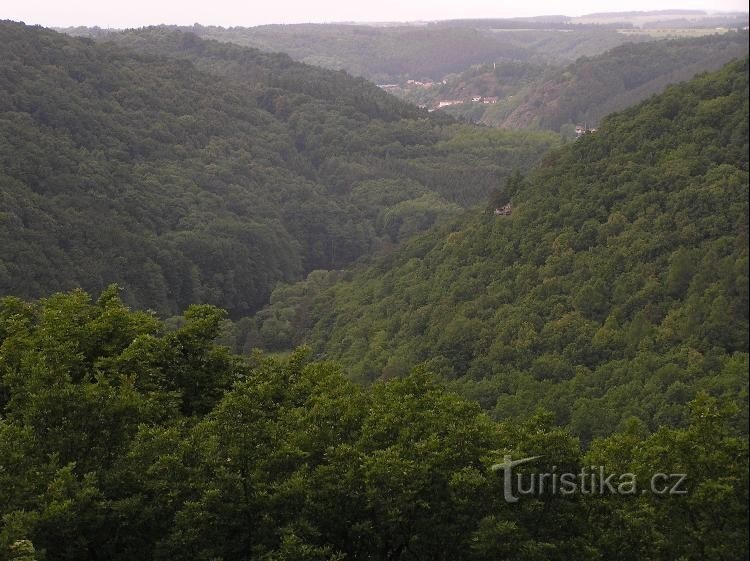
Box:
[491,455,688,503]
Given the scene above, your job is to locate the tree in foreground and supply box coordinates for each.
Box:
[0,288,747,560]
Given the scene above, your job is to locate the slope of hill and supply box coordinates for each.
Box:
[60,13,748,86]
[1,21,747,561]
[1,287,746,560]
[500,31,749,132]
[386,60,553,114]
[572,9,748,28]
[63,23,650,83]
[0,22,559,318]
[421,32,748,132]
[248,59,750,438]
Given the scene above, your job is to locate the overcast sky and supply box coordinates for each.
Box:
[2,0,747,28]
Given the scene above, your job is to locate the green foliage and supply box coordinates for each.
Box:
[0,21,747,560]
[585,394,749,560]
[500,31,749,130]
[252,59,750,437]
[208,24,748,132]
[171,23,648,83]
[2,288,746,558]
[0,22,559,318]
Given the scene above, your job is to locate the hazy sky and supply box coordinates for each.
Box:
[2,0,748,28]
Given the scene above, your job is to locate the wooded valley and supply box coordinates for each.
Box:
[0,14,748,561]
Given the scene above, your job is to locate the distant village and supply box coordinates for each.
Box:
[377,82,598,138]
[436,96,499,108]
[376,81,499,111]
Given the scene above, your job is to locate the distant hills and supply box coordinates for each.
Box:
[245,59,750,437]
[493,32,748,131]
[0,21,558,317]
[61,11,748,84]
[63,22,653,83]
[61,17,748,137]
[391,32,748,133]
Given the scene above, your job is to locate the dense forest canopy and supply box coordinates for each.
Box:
[245,59,749,439]
[0,288,746,560]
[411,32,748,132]
[64,22,655,83]
[0,12,750,561]
[0,22,559,318]
[0,16,748,561]
[498,31,750,131]
[60,11,748,86]
[92,19,748,138]
[59,20,748,140]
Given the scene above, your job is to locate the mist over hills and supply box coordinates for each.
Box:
[499,31,749,130]
[61,10,748,82]
[62,21,650,82]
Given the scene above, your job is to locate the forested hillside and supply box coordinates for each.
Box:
[66,22,650,83]
[61,23,748,139]
[61,12,750,86]
[499,31,749,131]
[0,22,559,318]
[179,20,747,136]
[418,32,748,132]
[248,59,750,438]
[1,18,748,561]
[0,288,746,560]
[198,24,650,82]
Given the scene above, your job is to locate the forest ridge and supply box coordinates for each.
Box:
[0,16,748,561]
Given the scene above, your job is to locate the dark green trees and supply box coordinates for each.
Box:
[0,22,559,319]
[248,59,749,437]
[1,287,747,559]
